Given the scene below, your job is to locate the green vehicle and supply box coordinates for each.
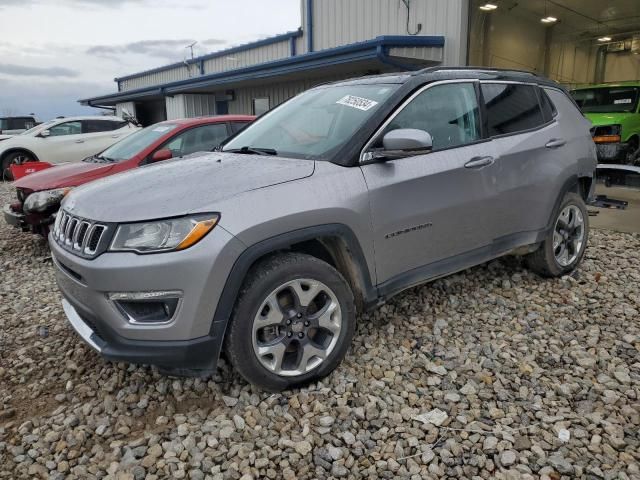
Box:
[571,82,640,165]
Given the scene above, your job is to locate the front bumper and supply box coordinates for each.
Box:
[596,142,629,163]
[3,203,26,229]
[50,225,245,369]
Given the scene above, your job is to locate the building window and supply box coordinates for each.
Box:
[252,97,270,116]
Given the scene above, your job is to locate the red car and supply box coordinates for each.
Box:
[3,115,254,235]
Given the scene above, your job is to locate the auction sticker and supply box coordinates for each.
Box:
[336,95,379,111]
[614,98,632,104]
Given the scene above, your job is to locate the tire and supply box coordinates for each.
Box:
[625,137,639,166]
[526,192,589,277]
[1,151,36,181]
[224,252,356,391]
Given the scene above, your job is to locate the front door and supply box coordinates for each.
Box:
[360,81,498,286]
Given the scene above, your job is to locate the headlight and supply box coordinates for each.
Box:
[23,188,72,213]
[110,214,219,253]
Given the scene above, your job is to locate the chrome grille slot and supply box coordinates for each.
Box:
[73,221,90,250]
[54,210,107,258]
[86,225,106,254]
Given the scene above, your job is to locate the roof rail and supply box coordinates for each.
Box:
[415,66,540,77]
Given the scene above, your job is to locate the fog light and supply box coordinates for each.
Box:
[109,291,182,324]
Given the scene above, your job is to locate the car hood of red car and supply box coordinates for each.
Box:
[13,161,117,192]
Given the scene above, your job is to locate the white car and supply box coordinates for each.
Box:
[1,116,139,180]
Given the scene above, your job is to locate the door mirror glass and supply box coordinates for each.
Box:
[151,148,173,162]
[39,129,50,138]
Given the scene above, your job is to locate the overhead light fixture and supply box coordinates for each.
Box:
[598,36,612,42]
[479,3,498,11]
[541,16,557,23]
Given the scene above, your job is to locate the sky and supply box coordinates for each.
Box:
[0,0,300,120]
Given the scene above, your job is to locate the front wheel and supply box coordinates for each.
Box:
[526,192,589,277]
[1,151,36,181]
[224,252,356,391]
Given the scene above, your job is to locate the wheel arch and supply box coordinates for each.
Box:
[1,147,40,162]
[210,224,378,339]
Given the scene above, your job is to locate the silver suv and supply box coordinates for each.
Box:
[50,68,597,391]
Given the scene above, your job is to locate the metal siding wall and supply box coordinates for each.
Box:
[165,95,186,120]
[202,40,291,74]
[311,0,466,64]
[115,102,136,118]
[184,94,217,117]
[120,65,193,91]
[227,72,368,115]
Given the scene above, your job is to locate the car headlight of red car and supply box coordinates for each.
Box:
[23,188,72,214]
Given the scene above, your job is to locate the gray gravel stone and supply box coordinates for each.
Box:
[0,182,638,479]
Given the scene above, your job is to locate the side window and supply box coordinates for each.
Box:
[230,121,250,133]
[164,124,229,157]
[539,88,557,122]
[382,82,481,151]
[482,83,545,136]
[48,121,82,136]
[83,120,124,133]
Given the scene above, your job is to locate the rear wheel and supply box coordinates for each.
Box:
[526,192,589,277]
[1,151,36,181]
[224,252,356,391]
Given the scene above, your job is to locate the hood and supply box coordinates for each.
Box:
[14,161,115,191]
[585,112,633,127]
[62,152,315,222]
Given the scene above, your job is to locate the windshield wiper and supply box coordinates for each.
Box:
[225,146,278,156]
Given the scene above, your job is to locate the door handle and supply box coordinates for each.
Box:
[545,138,566,149]
[74,140,84,144]
[464,156,495,169]
[111,134,121,138]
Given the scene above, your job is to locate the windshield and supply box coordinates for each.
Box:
[92,123,179,162]
[572,87,640,113]
[223,84,398,159]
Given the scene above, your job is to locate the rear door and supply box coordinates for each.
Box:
[80,119,131,157]
[480,82,564,238]
[360,81,498,285]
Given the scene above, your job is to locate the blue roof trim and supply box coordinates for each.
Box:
[84,35,445,105]
[114,29,304,82]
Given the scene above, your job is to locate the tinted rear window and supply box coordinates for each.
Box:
[482,83,545,136]
[539,89,557,122]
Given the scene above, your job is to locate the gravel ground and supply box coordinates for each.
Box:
[0,181,639,480]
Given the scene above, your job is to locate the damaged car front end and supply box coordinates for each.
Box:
[3,187,70,235]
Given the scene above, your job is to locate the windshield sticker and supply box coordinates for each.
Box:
[336,95,379,111]
[614,99,632,104]
[152,126,172,132]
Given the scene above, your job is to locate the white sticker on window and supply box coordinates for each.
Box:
[614,98,632,104]
[152,126,172,132]
[336,95,379,111]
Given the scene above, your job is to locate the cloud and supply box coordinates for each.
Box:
[0,63,79,77]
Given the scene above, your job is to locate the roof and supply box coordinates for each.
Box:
[159,115,255,126]
[80,35,445,107]
[326,66,560,89]
[44,115,126,122]
[571,81,640,91]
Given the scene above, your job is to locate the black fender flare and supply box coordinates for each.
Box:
[209,224,378,340]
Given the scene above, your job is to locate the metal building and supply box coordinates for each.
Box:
[80,0,468,124]
[80,0,640,123]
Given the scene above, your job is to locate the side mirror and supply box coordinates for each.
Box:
[151,148,173,162]
[39,130,51,138]
[362,128,433,163]
[382,128,432,152]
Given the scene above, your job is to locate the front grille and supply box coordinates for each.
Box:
[53,210,110,258]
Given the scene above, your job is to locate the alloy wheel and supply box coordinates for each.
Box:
[553,205,585,267]
[251,278,342,377]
